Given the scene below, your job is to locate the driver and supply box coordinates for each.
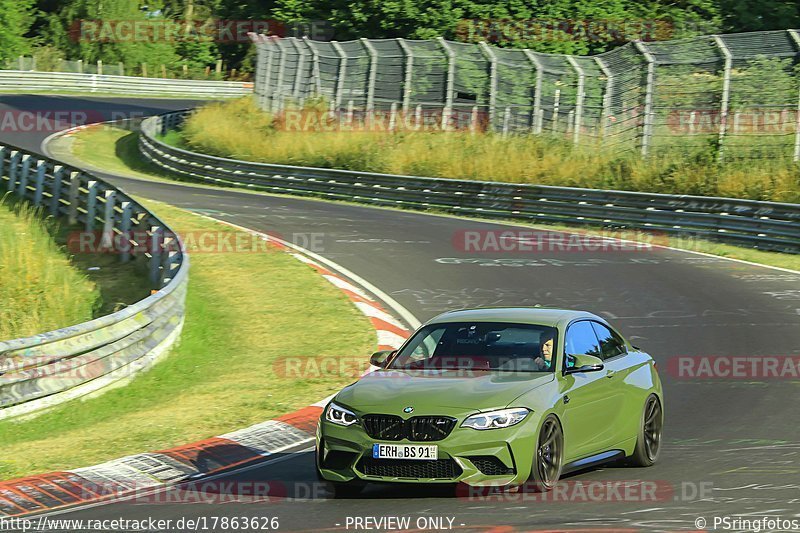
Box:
[534,332,555,371]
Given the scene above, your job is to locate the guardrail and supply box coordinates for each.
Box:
[0,70,252,97]
[140,110,800,253]
[0,142,188,420]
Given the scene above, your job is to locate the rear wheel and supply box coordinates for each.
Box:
[628,394,663,467]
[528,415,563,492]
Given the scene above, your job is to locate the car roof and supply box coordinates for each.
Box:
[425,307,602,328]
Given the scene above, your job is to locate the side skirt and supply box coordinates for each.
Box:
[562,449,626,475]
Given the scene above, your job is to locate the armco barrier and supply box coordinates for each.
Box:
[140,110,800,253]
[0,143,188,420]
[0,70,252,97]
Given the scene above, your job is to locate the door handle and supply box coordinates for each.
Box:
[563,394,570,404]
[606,370,616,379]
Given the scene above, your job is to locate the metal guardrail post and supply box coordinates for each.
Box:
[362,38,378,116]
[566,56,585,145]
[397,38,413,115]
[634,41,656,157]
[119,202,133,263]
[595,57,614,142]
[101,190,117,250]
[788,29,800,162]
[17,154,32,198]
[85,180,98,231]
[50,165,64,216]
[438,37,456,131]
[67,172,80,225]
[523,50,544,134]
[33,160,46,206]
[479,42,497,133]
[149,225,163,288]
[7,151,20,193]
[713,35,733,163]
[332,41,347,111]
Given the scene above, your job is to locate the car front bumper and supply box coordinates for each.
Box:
[316,413,540,487]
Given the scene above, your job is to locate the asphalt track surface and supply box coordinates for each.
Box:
[2,94,800,532]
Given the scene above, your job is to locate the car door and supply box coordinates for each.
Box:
[559,320,618,461]
[589,321,630,445]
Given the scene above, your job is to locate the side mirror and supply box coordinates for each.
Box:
[565,354,604,374]
[369,350,395,368]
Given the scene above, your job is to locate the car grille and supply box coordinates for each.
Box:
[362,415,456,442]
[357,457,462,479]
[468,456,516,476]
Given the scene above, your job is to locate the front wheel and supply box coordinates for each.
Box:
[528,414,563,492]
[628,394,663,467]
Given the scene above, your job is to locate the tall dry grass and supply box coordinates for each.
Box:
[0,198,99,340]
[178,98,800,203]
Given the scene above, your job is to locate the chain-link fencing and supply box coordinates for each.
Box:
[249,30,800,162]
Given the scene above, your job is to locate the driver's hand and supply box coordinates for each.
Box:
[534,357,545,368]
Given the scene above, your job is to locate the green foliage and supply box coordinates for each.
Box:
[0,0,35,61]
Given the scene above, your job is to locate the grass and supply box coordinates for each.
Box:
[0,199,99,339]
[171,97,800,203]
[0,198,375,480]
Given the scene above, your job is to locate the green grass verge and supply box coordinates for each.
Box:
[170,97,800,203]
[0,199,98,339]
[0,197,375,480]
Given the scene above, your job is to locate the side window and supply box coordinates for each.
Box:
[564,321,601,359]
[591,322,627,360]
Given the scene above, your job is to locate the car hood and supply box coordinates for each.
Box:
[334,369,553,416]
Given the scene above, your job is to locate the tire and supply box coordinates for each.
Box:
[628,394,663,467]
[528,414,564,492]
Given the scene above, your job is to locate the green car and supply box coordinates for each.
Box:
[316,308,664,497]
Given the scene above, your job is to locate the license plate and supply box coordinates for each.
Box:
[372,443,438,460]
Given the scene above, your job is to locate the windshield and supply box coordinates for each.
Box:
[389,322,558,372]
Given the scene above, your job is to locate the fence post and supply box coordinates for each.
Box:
[479,42,497,133]
[438,37,456,131]
[713,35,733,163]
[523,50,544,134]
[553,89,561,130]
[33,160,47,206]
[77,60,83,74]
[259,39,275,111]
[634,41,656,157]
[303,36,322,97]
[291,38,308,103]
[502,107,511,136]
[332,41,347,111]
[97,60,103,75]
[0,147,6,187]
[389,102,398,132]
[595,57,614,142]
[788,30,800,162]
[272,40,287,113]
[17,154,32,198]
[397,38,414,115]
[50,165,64,216]
[566,56,585,145]
[362,38,378,119]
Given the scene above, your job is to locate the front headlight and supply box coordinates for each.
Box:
[325,402,359,426]
[461,408,531,430]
